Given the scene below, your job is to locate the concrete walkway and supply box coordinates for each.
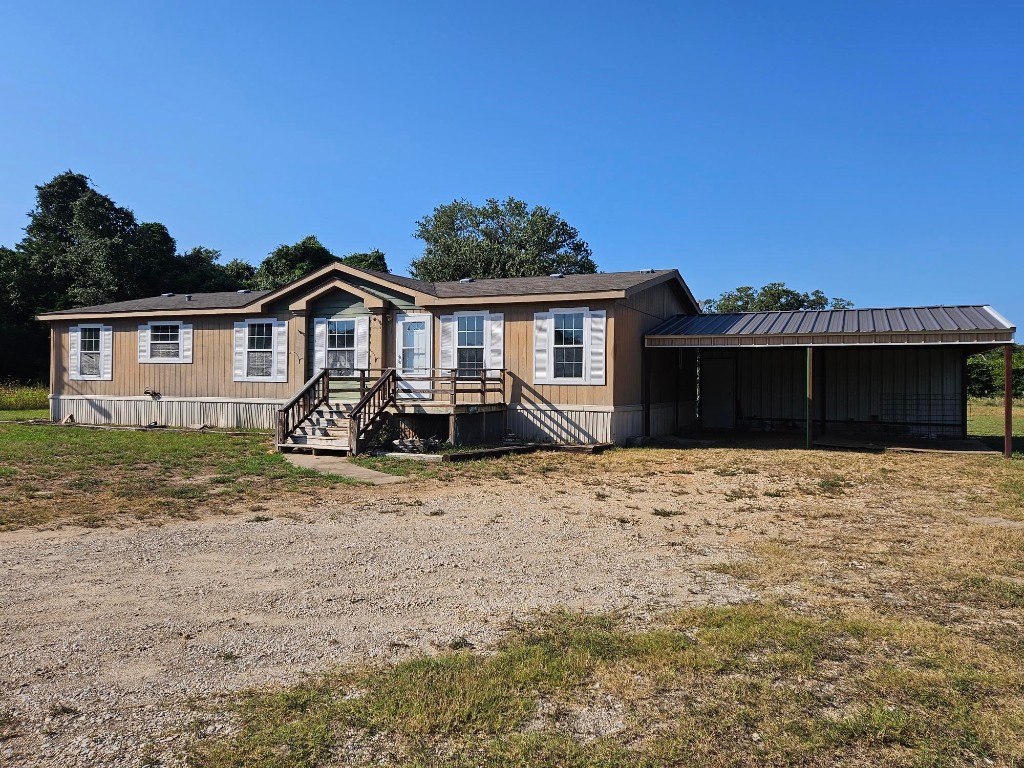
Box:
[283,452,406,484]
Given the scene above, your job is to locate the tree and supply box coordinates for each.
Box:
[410,197,596,281]
[704,282,854,313]
[0,171,243,381]
[967,346,1023,398]
[340,249,388,273]
[250,235,339,291]
[168,247,253,293]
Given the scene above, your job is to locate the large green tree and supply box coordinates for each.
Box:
[704,282,854,313]
[410,197,596,281]
[250,238,389,291]
[0,171,248,381]
[341,248,389,273]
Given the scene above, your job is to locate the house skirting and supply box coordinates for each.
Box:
[506,402,691,445]
[49,395,285,430]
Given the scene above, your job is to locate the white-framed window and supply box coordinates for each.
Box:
[233,318,288,382]
[137,321,192,363]
[456,314,485,376]
[533,307,606,386]
[552,311,585,379]
[69,324,113,381]
[312,316,370,373]
[439,311,504,376]
[327,319,356,373]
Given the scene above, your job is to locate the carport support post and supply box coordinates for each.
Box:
[642,345,652,437]
[1006,343,1014,459]
[806,346,814,449]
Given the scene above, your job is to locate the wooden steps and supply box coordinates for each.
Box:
[278,401,353,454]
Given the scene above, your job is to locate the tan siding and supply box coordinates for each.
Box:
[613,282,696,406]
[53,315,301,401]
[414,299,618,408]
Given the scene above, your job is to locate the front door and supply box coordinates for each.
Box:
[395,313,432,399]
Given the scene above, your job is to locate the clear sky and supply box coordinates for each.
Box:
[1,2,1021,322]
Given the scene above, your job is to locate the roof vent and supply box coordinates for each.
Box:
[185,294,193,301]
[639,268,655,273]
[459,277,475,283]
[549,273,564,279]
[160,292,175,297]
[236,289,251,294]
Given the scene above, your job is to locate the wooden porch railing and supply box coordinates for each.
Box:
[348,368,397,455]
[277,367,507,452]
[326,368,505,404]
[276,368,331,445]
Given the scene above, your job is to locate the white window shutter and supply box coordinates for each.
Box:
[313,318,327,371]
[587,310,606,385]
[138,324,150,363]
[439,315,455,371]
[533,312,552,384]
[181,323,193,364]
[273,321,289,382]
[69,326,81,380]
[355,316,370,370]
[232,322,246,381]
[100,326,113,381]
[486,313,504,371]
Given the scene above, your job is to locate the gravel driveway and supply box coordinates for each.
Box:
[0,479,747,767]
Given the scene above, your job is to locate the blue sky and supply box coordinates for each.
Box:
[1,2,1021,322]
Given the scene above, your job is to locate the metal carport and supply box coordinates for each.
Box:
[644,305,1016,458]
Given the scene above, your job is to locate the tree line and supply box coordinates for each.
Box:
[0,173,600,382]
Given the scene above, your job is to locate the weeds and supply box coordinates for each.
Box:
[191,606,1024,768]
[0,382,47,411]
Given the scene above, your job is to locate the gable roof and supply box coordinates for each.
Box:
[37,265,699,320]
[646,305,1015,347]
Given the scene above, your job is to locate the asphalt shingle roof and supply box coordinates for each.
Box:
[40,290,271,315]
[41,269,683,315]
[350,267,678,298]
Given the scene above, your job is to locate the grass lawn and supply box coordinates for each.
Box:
[0,423,361,530]
[194,606,1024,768]
[191,441,1024,767]
[0,383,49,421]
[969,397,1023,454]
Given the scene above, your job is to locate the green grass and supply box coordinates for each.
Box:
[0,408,49,420]
[190,605,1024,768]
[0,423,362,530]
[968,397,1023,455]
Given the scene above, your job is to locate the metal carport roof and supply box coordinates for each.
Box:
[645,305,1015,348]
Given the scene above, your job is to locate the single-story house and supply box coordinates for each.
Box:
[36,262,1017,456]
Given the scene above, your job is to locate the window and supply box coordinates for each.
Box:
[533,308,604,386]
[439,312,503,377]
[150,324,180,359]
[233,319,287,382]
[70,324,112,381]
[552,311,585,379]
[80,327,101,377]
[456,314,485,376]
[327,319,356,373]
[246,322,274,378]
[139,321,192,364]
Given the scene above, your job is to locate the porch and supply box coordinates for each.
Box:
[276,367,507,454]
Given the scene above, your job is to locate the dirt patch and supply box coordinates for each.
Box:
[1,444,1020,767]
[0,477,748,768]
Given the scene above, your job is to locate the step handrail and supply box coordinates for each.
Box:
[348,368,397,455]
[276,368,331,445]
